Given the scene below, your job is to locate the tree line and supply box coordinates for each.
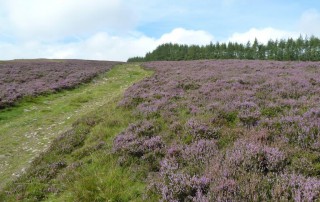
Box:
[127,36,320,62]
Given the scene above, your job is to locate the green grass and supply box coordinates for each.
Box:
[43,101,148,201]
[0,63,152,195]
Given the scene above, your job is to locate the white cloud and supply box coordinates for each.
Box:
[0,28,215,61]
[158,28,214,45]
[2,0,137,40]
[227,27,299,44]
[298,9,320,37]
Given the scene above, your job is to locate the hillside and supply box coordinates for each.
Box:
[1,60,320,201]
[0,59,120,108]
[117,60,320,201]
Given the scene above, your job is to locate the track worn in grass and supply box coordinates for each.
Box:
[0,64,151,195]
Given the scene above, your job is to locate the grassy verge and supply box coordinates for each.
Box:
[0,64,152,201]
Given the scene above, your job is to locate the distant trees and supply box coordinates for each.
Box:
[127,36,320,62]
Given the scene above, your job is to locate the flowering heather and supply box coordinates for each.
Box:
[0,59,119,108]
[237,101,261,128]
[272,174,320,201]
[261,107,320,148]
[115,60,320,201]
[226,140,287,173]
[152,172,211,202]
[182,139,217,166]
[113,121,164,159]
[152,141,215,201]
[185,118,220,140]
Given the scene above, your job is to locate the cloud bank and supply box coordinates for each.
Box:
[0,28,214,61]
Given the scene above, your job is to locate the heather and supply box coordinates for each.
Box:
[0,59,119,108]
[115,60,320,201]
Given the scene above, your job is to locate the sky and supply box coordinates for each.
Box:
[0,0,320,61]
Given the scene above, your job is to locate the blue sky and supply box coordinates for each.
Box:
[0,0,320,61]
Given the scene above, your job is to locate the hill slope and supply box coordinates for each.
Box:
[116,60,320,201]
[1,60,320,201]
[0,59,120,108]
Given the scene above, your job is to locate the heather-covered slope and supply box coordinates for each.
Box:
[1,60,320,201]
[0,59,120,108]
[115,60,320,201]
